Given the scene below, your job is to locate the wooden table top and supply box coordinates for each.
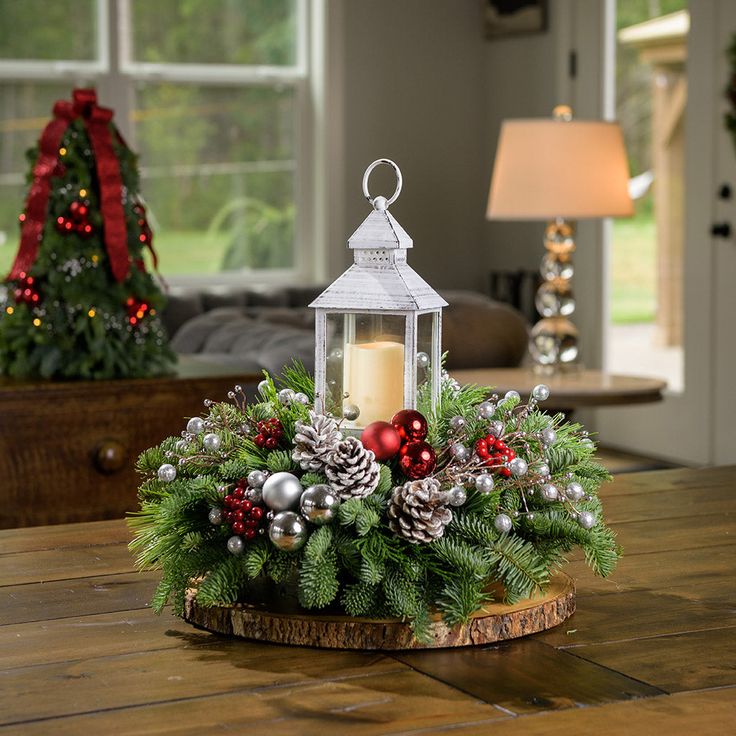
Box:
[1,465,734,734]
[452,367,667,409]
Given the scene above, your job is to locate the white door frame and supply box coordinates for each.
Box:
[562,0,716,465]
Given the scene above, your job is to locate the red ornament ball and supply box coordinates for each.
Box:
[391,409,428,443]
[361,421,402,461]
[399,440,437,480]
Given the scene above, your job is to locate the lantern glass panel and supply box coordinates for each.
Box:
[343,312,407,429]
[323,312,345,419]
[417,311,440,410]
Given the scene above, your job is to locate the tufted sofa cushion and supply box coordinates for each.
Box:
[164,287,528,375]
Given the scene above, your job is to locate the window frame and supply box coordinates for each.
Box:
[0,0,326,286]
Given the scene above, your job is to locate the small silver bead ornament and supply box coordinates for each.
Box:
[300,484,340,525]
[488,420,505,438]
[208,507,223,525]
[541,428,557,446]
[417,351,430,369]
[532,384,550,401]
[494,513,513,533]
[257,379,270,396]
[450,443,471,462]
[157,463,177,482]
[509,457,528,477]
[565,482,585,501]
[278,388,295,405]
[269,511,308,551]
[294,392,310,405]
[475,473,495,494]
[448,486,467,506]
[541,483,559,502]
[504,390,520,402]
[343,404,360,421]
[186,417,204,435]
[449,415,466,431]
[202,433,221,451]
[227,536,245,555]
[578,511,596,529]
[478,401,495,420]
[247,470,267,489]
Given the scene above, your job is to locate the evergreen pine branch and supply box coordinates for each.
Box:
[266,449,299,473]
[276,360,315,401]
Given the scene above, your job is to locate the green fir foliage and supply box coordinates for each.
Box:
[128,363,621,639]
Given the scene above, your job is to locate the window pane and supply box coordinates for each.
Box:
[0,83,76,275]
[132,83,296,274]
[0,0,96,61]
[129,0,298,66]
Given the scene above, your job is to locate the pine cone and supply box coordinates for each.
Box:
[388,477,452,544]
[325,436,380,500]
[292,411,342,472]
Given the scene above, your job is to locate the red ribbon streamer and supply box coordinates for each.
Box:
[9,89,131,283]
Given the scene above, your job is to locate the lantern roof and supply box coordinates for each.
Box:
[310,159,447,312]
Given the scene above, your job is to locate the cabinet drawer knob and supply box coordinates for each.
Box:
[94,440,128,474]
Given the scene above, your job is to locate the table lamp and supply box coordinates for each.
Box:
[486,106,633,372]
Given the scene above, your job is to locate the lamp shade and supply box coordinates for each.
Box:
[487,119,634,220]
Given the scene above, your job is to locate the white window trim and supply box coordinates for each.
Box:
[0,0,327,288]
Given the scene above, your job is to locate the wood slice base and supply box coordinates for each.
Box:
[183,572,575,650]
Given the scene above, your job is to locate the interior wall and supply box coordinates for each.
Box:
[334,0,488,290]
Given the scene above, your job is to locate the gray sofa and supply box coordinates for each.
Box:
[161,286,528,376]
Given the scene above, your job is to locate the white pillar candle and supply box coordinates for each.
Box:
[345,340,405,426]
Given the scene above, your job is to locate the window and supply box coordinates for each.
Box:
[0,0,319,282]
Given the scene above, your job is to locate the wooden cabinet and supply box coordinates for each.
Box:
[0,359,259,528]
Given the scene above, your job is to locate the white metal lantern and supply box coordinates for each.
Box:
[311,159,447,430]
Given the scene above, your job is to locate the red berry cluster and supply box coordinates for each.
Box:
[223,482,265,539]
[12,272,40,306]
[125,296,151,326]
[254,418,284,449]
[474,436,516,478]
[55,200,93,238]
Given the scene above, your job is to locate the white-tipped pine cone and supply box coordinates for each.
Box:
[325,436,380,500]
[388,477,452,544]
[292,411,342,472]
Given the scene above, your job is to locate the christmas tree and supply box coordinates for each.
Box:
[0,89,174,380]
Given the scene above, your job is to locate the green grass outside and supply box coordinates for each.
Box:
[610,212,657,324]
[1,218,659,325]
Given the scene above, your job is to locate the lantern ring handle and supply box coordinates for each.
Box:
[362,159,402,211]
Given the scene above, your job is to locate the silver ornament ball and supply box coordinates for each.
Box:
[565,482,585,501]
[157,463,177,482]
[202,433,221,451]
[262,472,304,511]
[246,488,263,504]
[186,416,204,435]
[478,401,495,420]
[541,428,557,446]
[449,415,466,431]
[278,388,295,405]
[300,484,340,525]
[534,462,550,478]
[416,351,430,369]
[475,473,495,494]
[541,483,559,502]
[448,486,467,506]
[257,379,270,396]
[527,512,536,522]
[532,383,550,402]
[504,390,521,402]
[450,443,471,462]
[208,507,223,525]
[488,420,505,438]
[509,457,528,477]
[578,511,596,529]
[268,511,308,551]
[494,513,513,534]
[294,392,310,405]
[248,470,267,489]
[227,536,245,555]
[175,439,189,453]
[343,404,360,421]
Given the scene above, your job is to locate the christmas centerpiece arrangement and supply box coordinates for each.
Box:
[0,88,174,379]
[130,160,619,649]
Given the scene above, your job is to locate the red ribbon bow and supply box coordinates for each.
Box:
[9,88,130,283]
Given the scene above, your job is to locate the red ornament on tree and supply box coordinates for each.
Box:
[391,409,428,443]
[12,272,40,306]
[55,200,94,238]
[399,440,437,480]
[361,421,402,461]
[125,296,150,326]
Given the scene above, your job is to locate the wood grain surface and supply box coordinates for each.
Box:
[1,466,735,734]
